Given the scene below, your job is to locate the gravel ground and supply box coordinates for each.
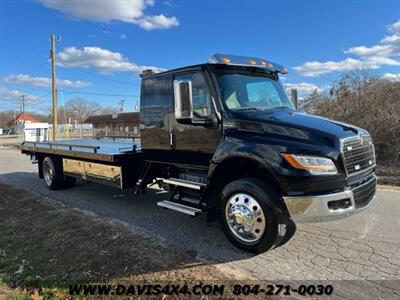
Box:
[0,148,400,299]
[0,181,233,299]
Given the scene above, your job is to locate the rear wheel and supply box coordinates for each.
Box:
[220,178,287,253]
[42,156,65,190]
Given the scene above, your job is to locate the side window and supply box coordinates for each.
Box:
[175,72,211,118]
[140,76,172,126]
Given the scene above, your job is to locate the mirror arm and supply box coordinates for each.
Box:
[191,117,218,127]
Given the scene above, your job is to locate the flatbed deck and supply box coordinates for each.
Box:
[21,137,141,163]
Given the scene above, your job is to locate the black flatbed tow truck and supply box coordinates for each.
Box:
[21,54,377,253]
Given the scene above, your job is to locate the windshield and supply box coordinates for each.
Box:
[215,69,294,111]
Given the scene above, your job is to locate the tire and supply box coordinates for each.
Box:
[42,156,65,190]
[220,178,288,254]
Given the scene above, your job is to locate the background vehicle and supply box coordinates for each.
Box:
[21,54,376,253]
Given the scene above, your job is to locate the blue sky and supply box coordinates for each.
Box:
[0,0,399,113]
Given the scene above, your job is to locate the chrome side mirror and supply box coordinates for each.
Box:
[174,80,193,120]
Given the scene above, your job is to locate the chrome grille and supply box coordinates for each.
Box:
[341,135,375,176]
[353,177,376,209]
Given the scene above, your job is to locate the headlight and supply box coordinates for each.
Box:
[282,153,338,175]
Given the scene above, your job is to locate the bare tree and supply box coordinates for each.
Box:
[45,98,117,124]
[303,70,400,166]
[0,111,16,128]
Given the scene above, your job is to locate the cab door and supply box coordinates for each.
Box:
[171,70,221,165]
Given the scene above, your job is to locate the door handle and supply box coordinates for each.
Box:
[170,131,174,148]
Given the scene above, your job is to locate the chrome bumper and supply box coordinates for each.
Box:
[283,176,376,223]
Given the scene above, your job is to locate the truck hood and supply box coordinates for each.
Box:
[229,108,366,147]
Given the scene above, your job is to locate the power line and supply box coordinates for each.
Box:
[61,90,140,98]
[34,91,52,103]
[0,90,51,105]
[25,91,53,105]
[58,61,140,86]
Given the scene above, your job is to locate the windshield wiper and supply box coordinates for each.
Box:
[271,106,290,109]
[233,107,259,112]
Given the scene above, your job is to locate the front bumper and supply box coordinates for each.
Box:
[283,175,376,222]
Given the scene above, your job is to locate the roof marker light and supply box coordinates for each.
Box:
[208,54,288,74]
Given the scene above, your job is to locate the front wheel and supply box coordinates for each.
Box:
[220,178,287,253]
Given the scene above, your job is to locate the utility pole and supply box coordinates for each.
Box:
[21,95,26,125]
[50,34,58,140]
[119,99,125,112]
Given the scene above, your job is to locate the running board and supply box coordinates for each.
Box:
[157,177,206,190]
[157,200,202,216]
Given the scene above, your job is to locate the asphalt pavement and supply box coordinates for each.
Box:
[0,148,399,299]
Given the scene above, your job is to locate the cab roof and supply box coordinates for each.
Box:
[140,53,288,78]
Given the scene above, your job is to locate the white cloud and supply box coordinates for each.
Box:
[57,46,164,74]
[295,19,400,77]
[38,0,179,30]
[388,19,400,33]
[381,34,400,44]
[293,57,400,77]
[3,74,91,88]
[0,86,38,104]
[164,0,174,7]
[284,82,320,94]
[346,31,400,58]
[294,58,368,77]
[145,0,155,6]
[383,73,400,82]
[134,14,179,30]
[120,33,127,39]
[346,44,394,58]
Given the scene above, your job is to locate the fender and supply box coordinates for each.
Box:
[208,137,286,191]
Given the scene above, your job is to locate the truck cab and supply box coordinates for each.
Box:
[139,54,376,252]
[22,54,376,253]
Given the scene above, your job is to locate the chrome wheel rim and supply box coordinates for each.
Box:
[225,193,266,243]
[43,162,53,186]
